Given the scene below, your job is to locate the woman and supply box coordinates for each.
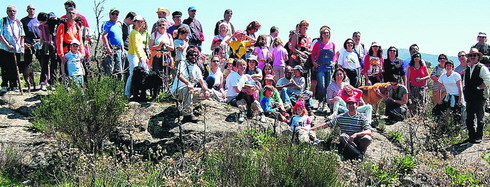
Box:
[288,20,312,90]
[211,22,231,59]
[383,46,405,85]
[245,21,261,42]
[337,38,361,87]
[326,68,348,112]
[125,15,149,97]
[139,18,151,70]
[149,18,174,74]
[262,63,274,79]
[311,25,336,107]
[433,60,463,123]
[362,42,384,85]
[407,52,429,113]
[206,55,226,101]
[37,12,55,91]
[430,54,448,105]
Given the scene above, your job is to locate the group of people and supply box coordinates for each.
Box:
[1,2,490,159]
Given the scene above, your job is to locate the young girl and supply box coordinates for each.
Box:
[253,35,271,70]
[290,101,319,143]
[174,27,189,63]
[64,40,85,87]
[271,37,288,81]
[260,85,288,122]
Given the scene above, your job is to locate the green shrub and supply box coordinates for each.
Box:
[388,131,404,144]
[394,155,416,175]
[445,166,479,186]
[32,77,126,153]
[156,91,172,103]
[0,146,26,183]
[203,131,339,186]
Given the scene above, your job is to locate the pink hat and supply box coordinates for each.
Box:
[371,41,380,47]
[292,101,305,110]
[264,74,274,80]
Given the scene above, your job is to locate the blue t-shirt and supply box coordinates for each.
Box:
[65,51,84,76]
[102,21,123,47]
[260,96,276,113]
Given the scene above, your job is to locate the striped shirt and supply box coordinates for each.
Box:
[329,112,370,136]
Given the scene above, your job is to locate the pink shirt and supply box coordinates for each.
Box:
[254,46,270,69]
[272,45,288,67]
[311,41,337,63]
[337,88,363,105]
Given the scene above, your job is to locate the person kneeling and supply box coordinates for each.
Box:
[171,48,210,123]
[377,79,409,123]
[313,98,372,159]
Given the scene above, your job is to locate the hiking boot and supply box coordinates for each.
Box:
[0,87,7,92]
[238,112,245,123]
[259,114,266,123]
[182,115,198,124]
[473,138,482,144]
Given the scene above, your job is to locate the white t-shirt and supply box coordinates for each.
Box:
[65,51,84,76]
[338,49,360,70]
[150,32,172,47]
[225,71,244,97]
[171,60,203,94]
[438,71,461,96]
[209,68,223,87]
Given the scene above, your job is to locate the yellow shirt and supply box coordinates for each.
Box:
[128,30,147,58]
[229,40,251,58]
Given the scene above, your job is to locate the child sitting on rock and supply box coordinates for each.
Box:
[236,80,265,123]
[290,101,319,144]
[260,85,288,122]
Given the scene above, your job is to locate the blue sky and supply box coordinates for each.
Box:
[2,0,489,56]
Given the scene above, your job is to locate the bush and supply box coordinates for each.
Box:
[203,130,339,186]
[388,131,404,144]
[0,146,27,183]
[33,77,126,153]
[445,166,479,186]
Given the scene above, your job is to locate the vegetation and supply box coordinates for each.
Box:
[32,77,126,153]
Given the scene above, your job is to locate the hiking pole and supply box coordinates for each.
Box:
[12,53,23,95]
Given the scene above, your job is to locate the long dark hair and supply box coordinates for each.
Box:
[409,52,424,67]
[368,45,383,57]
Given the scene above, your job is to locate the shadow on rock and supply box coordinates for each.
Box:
[147,106,181,139]
[447,142,473,156]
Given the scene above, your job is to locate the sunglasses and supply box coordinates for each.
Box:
[458,55,466,58]
[467,54,478,57]
[438,58,447,60]
[414,56,421,58]
[212,60,220,63]
[346,42,354,44]
[158,24,165,27]
[7,10,16,12]
[321,32,330,35]
[388,50,396,52]
[111,13,119,16]
[28,8,35,10]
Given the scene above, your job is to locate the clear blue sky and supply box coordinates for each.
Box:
[2,0,489,56]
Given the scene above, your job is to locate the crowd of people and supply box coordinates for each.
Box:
[1,2,490,159]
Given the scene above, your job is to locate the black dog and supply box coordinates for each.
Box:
[130,66,164,102]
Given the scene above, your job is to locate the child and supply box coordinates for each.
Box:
[236,80,265,123]
[260,85,288,122]
[63,39,85,88]
[290,102,319,143]
[253,35,271,70]
[271,38,288,81]
[174,27,189,63]
[228,30,252,59]
[222,58,234,81]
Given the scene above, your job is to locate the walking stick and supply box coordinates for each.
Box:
[12,53,23,95]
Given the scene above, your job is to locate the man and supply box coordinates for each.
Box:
[20,4,39,90]
[352,31,366,65]
[213,9,234,37]
[56,7,85,76]
[312,97,372,159]
[171,47,210,123]
[61,0,90,47]
[0,6,24,92]
[101,8,124,79]
[266,26,279,51]
[463,48,490,143]
[402,44,426,75]
[454,51,467,76]
[472,32,490,65]
[167,11,189,38]
[276,65,294,105]
[122,12,135,51]
[151,7,172,34]
[225,59,251,105]
[377,78,409,123]
[183,6,203,50]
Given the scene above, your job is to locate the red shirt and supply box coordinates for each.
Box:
[408,65,429,87]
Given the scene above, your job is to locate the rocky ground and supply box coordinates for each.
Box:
[1,89,489,184]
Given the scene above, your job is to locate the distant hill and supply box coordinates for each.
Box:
[396,49,460,67]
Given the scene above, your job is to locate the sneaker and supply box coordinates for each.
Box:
[12,87,19,92]
[238,112,245,123]
[259,115,266,123]
[41,85,47,91]
[0,87,7,92]
[182,115,198,124]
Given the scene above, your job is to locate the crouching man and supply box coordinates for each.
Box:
[171,47,210,123]
[312,97,372,159]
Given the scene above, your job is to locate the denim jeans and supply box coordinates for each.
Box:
[316,68,332,102]
[103,49,123,80]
